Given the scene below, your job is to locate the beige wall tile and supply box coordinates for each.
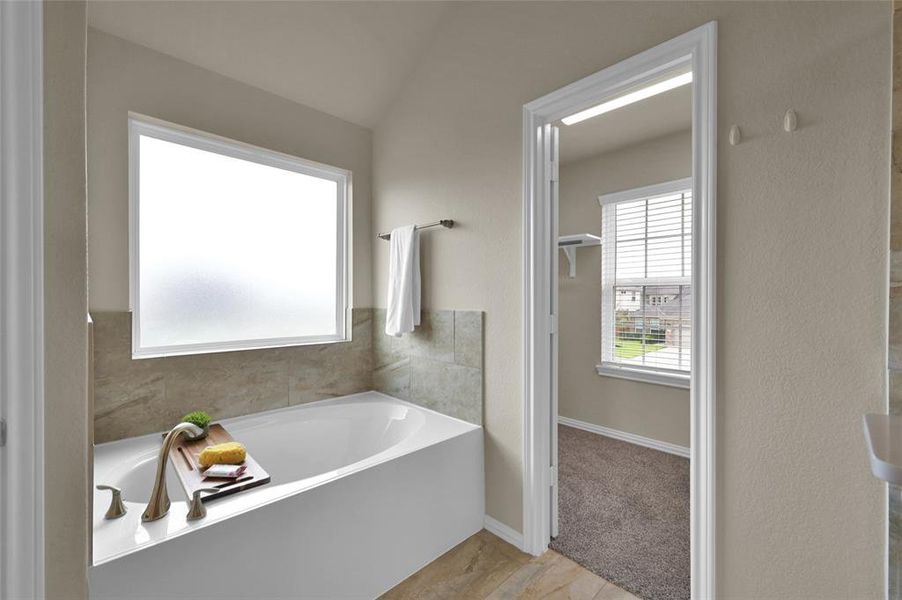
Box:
[288,310,373,405]
[454,310,484,369]
[892,369,902,414]
[892,251,902,285]
[892,345,902,372]
[407,310,455,363]
[410,356,483,424]
[165,350,291,418]
[373,308,484,424]
[373,309,411,366]
[891,292,902,349]
[892,132,902,250]
[373,357,411,400]
[92,309,372,442]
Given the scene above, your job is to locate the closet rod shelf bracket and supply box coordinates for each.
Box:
[559,233,601,278]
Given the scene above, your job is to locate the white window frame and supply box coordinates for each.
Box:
[128,114,352,359]
[597,177,692,389]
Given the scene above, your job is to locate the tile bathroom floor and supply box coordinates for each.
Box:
[380,529,640,599]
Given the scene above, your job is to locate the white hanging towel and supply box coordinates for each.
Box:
[385,225,421,337]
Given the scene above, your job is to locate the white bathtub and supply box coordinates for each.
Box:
[89,391,484,599]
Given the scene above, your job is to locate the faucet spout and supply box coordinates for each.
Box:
[141,422,203,522]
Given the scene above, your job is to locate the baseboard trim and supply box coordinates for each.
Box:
[484,515,524,551]
[558,416,690,458]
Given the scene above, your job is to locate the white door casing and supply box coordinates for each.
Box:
[549,124,560,540]
[522,22,717,599]
[0,1,45,598]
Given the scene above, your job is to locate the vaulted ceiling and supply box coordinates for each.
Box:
[88,0,690,153]
[87,1,453,129]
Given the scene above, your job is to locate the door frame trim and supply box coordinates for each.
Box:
[521,22,717,599]
[1,1,45,597]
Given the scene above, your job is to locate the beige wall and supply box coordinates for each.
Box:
[558,131,691,448]
[372,3,890,597]
[44,2,89,597]
[87,28,374,311]
[886,3,902,594]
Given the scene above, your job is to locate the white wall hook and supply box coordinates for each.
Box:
[729,125,741,146]
[783,109,797,132]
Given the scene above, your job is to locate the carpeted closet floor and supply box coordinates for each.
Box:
[549,424,690,600]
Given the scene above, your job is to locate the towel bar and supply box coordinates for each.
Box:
[378,219,454,241]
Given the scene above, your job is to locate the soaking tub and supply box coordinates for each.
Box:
[89,391,484,599]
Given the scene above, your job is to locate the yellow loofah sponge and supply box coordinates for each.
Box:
[198,442,246,468]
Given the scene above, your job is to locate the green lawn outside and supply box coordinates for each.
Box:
[614,338,664,359]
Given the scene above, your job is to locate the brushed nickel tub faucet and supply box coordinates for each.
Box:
[141,422,202,522]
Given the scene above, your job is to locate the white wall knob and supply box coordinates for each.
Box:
[783,109,798,132]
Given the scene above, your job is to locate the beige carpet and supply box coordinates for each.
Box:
[549,424,690,600]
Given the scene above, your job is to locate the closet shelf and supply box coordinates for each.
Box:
[559,234,601,278]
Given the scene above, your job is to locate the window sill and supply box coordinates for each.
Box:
[132,334,352,360]
[595,363,690,389]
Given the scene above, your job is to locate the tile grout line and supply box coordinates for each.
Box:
[452,310,457,365]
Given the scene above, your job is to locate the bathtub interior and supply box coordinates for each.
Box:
[108,452,186,503]
[229,401,427,481]
[99,399,426,506]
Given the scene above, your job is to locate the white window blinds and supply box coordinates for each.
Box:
[600,179,692,384]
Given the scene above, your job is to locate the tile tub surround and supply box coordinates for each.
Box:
[92,309,373,443]
[373,309,484,425]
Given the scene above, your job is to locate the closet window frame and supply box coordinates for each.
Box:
[596,177,692,389]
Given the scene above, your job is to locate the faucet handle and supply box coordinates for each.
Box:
[96,484,126,520]
[186,488,218,521]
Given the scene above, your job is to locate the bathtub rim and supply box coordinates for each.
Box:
[92,390,482,567]
[93,390,478,451]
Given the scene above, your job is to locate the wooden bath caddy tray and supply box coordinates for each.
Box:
[168,424,270,503]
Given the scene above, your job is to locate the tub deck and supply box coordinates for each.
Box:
[91,391,484,594]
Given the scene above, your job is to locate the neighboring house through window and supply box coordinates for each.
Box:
[129,115,351,358]
[598,178,692,388]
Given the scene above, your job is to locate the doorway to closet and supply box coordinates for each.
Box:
[522,22,717,600]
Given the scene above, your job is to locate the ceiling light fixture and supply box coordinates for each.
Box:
[561,71,693,126]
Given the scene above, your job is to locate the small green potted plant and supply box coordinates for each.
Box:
[181,410,212,441]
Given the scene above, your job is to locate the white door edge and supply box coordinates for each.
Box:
[0,1,45,598]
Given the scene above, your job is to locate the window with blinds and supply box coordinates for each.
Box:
[599,178,692,387]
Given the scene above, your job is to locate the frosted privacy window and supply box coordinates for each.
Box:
[130,118,349,358]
